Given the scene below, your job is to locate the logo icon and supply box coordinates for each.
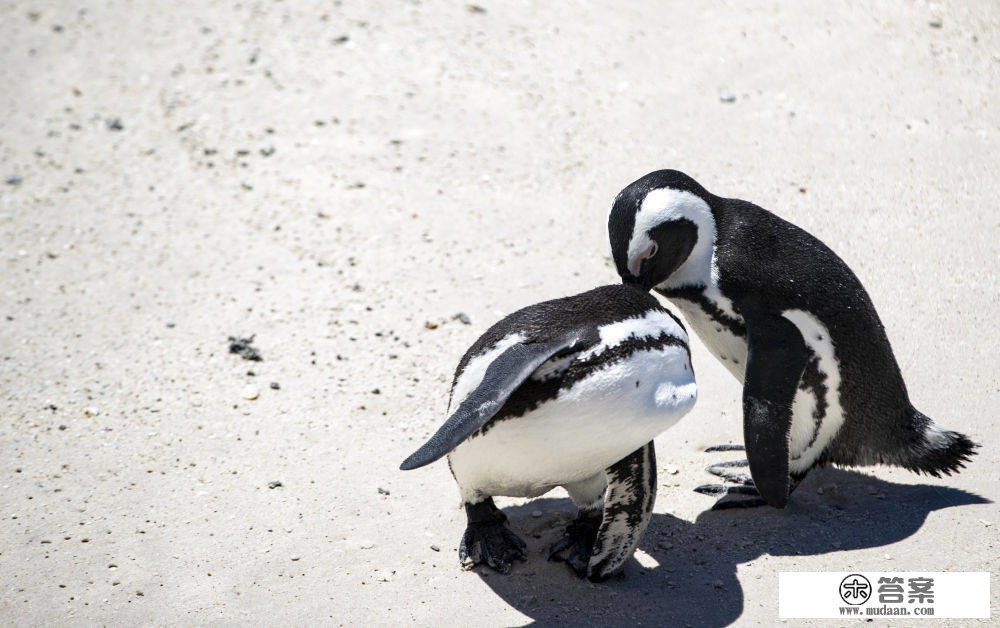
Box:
[839,574,872,605]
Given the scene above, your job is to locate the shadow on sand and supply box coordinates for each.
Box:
[470,467,987,627]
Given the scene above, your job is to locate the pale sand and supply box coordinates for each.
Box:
[1,1,997,625]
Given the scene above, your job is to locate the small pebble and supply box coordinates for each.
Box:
[664,464,679,475]
[269,382,280,390]
[531,510,543,518]
[454,312,471,325]
[84,406,101,417]
[58,424,67,431]
[371,388,381,395]
[290,555,301,561]
[929,18,942,28]
[719,89,736,103]
[5,174,22,185]
[241,385,259,400]
[268,480,282,489]
[377,487,390,495]
[106,118,124,131]
[424,321,438,330]
[359,540,375,549]
[228,335,263,361]
[979,519,993,527]
[430,544,440,552]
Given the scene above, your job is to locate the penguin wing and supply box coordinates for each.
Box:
[741,309,809,508]
[399,332,586,471]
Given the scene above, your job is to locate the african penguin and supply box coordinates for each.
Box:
[607,169,976,509]
[400,284,696,581]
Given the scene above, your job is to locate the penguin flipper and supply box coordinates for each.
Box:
[587,441,656,582]
[741,310,809,508]
[399,333,585,471]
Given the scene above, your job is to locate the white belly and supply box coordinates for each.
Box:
[673,301,845,473]
[672,299,748,381]
[448,345,697,503]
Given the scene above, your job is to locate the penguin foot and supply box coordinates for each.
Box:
[706,459,754,484]
[697,446,766,507]
[459,499,526,574]
[693,483,770,509]
[693,483,760,497]
[705,443,745,452]
[548,511,601,578]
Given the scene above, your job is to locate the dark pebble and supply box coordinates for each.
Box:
[58,425,67,431]
[371,388,380,395]
[6,175,22,185]
[106,118,123,131]
[269,382,280,390]
[378,487,390,495]
[430,544,440,552]
[454,312,471,325]
[228,335,263,361]
[268,480,283,489]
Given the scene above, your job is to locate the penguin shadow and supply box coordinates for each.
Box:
[474,467,988,627]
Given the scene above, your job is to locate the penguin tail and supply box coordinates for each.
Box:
[901,409,978,477]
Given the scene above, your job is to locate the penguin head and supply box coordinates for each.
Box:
[608,170,716,291]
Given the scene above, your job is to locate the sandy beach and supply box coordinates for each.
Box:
[1,1,998,624]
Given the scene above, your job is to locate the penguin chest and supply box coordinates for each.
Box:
[670,298,748,381]
[447,343,696,501]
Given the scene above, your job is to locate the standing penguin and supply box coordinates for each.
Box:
[607,169,976,509]
[400,285,696,581]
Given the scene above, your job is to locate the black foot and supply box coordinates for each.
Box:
[698,445,766,508]
[707,458,754,484]
[459,499,526,574]
[548,511,601,578]
[705,444,746,452]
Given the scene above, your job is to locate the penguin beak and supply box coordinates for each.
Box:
[627,243,657,279]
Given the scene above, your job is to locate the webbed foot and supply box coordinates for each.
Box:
[696,444,768,509]
[459,498,527,574]
[548,511,601,578]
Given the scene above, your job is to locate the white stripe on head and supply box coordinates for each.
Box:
[627,188,718,288]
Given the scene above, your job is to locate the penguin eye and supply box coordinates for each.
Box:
[648,242,658,258]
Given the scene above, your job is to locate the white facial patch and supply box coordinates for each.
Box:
[627,188,718,288]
